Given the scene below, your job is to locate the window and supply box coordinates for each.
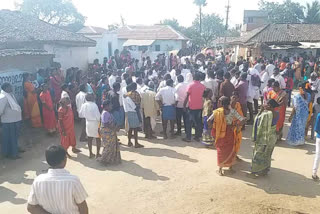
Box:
[248,17,254,23]
[138,46,148,51]
[155,45,160,52]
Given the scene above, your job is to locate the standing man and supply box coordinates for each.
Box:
[108,70,117,89]
[266,60,276,77]
[0,83,22,159]
[235,73,249,128]
[184,72,206,142]
[156,79,176,139]
[219,72,235,99]
[203,70,219,108]
[76,84,87,142]
[27,145,88,214]
[247,67,261,121]
[271,68,286,89]
[141,81,159,139]
[79,93,101,159]
[175,75,189,136]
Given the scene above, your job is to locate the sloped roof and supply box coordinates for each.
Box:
[77,26,108,35]
[0,49,54,57]
[0,10,96,46]
[116,25,189,41]
[247,24,320,44]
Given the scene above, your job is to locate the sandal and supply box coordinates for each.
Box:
[312,175,319,181]
[216,170,224,176]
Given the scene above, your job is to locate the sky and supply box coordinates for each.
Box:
[0,0,313,28]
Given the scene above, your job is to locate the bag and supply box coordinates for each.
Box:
[251,74,261,87]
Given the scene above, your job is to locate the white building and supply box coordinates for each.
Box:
[78,25,189,62]
[0,10,96,71]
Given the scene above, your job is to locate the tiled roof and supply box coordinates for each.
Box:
[0,10,96,46]
[245,24,320,44]
[0,49,54,57]
[77,26,108,35]
[116,25,189,40]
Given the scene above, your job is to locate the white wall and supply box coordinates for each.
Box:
[151,40,183,52]
[85,33,118,64]
[44,44,89,71]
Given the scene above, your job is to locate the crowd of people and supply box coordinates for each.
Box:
[1,49,320,213]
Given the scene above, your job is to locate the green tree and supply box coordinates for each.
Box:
[160,19,181,31]
[305,1,320,23]
[17,0,85,31]
[193,0,207,35]
[107,23,120,31]
[259,0,305,23]
[186,13,225,48]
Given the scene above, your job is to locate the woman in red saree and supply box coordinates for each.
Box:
[39,83,56,134]
[58,97,81,157]
[267,81,288,141]
[23,73,42,128]
[209,96,246,176]
[50,69,63,105]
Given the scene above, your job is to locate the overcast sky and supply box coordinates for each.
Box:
[1,0,313,28]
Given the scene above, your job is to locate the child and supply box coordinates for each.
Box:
[126,82,142,124]
[311,97,320,140]
[202,88,214,146]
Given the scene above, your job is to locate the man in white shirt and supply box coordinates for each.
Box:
[79,93,101,159]
[203,70,219,107]
[266,60,276,77]
[157,73,171,92]
[310,72,320,105]
[254,59,264,73]
[247,67,261,122]
[27,145,88,214]
[181,65,192,83]
[156,79,176,139]
[271,68,286,89]
[175,75,189,136]
[75,84,87,142]
[108,70,117,89]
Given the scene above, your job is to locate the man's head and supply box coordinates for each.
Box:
[164,73,171,81]
[85,93,95,102]
[311,72,318,81]
[1,82,12,93]
[224,72,231,81]
[136,77,143,85]
[273,68,280,76]
[240,72,247,80]
[177,75,184,83]
[207,70,215,79]
[113,82,121,92]
[79,84,87,93]
[45,145,67,168]
[166,79,174,87]
[148,81,155,90]
[193,72,202,81]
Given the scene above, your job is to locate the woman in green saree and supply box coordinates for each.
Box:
[251,99,280,177]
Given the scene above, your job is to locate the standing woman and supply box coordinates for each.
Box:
[58,97,81,157]
[230,92,244,159]
[202,88,214,146]
[23,73,42,128]
[251,99,279,177]
[50,68,63,106]
[39,83,56,134]
[287,83,311,146]
[267,81,288,141]
[99,100,121,165]
[208,96,246,176]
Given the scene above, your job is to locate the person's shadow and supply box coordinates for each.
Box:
[228,160,320,198]
[0,186,26,204]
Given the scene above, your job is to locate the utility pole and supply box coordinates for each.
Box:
[223,0,231,51]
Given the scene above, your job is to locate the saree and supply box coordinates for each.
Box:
[99,111,121,165]
[251,111,277,174]
[50,75,62,104]
[39,91,56,131]
[24,82,42,128]
[234,102,243,154]
[287,93,310,146]
[268,90,287,135]
[58,106,76,150]
[212,108,236,167]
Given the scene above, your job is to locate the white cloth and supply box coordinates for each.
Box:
[109,75,117,89]
[266,64,275,77]
[231,53,236,63]
[0,90,21,112]
[247,68,260,102]
[79,101,100,138]
[313,137,320,176]
[260,70,269,93]
[230,76,238,86]
[155,86,176,106]
[254,63,262,73]
[181,69,192,83]
[170,69,177,85]
[311,78,320,104]
[271,74,286,89]
[157,80,167,92]
[28,169,88,214]
[123,96,136,113]
[75,91,86,115]
[203,78,219,102]
[0,91,22,123]
[175,82,189,108]
[61,90,69,99]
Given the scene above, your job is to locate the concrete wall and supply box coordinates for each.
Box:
[0,55,52,73]
[84,33,118,64]
[44,44,89,71]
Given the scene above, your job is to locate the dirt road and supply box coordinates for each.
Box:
[0,117,319,214]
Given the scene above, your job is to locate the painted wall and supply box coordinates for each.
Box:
[0,55,52,73]
[44,44,89,71]
[118,39,184,52]
[84,33,118,64]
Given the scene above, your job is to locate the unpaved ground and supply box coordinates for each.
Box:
[0,114,320,214]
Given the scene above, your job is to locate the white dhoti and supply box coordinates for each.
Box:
[86,120,100,138]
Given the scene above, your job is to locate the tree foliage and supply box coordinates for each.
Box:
[259,0,305,23]
[305,1,320,23]
[160,19,181,31]
[193,0,207,7]
[17,0,85,31]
